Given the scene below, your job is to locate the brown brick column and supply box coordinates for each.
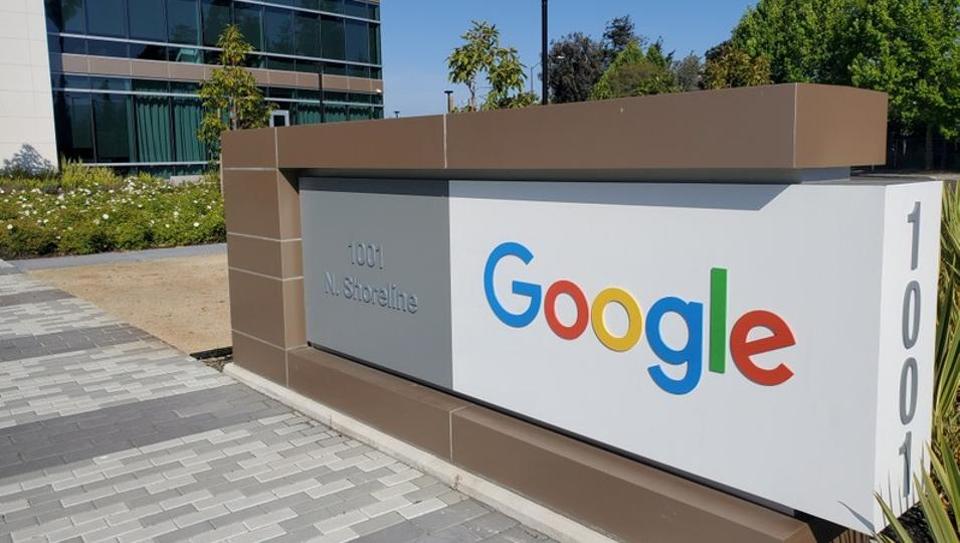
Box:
[221,128,305,386]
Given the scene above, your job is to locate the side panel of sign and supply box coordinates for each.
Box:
[873,181,942,526]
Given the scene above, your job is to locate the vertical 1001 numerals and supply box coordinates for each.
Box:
[898,202,922,497]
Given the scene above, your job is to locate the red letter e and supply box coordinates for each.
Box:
[730,310,795,386]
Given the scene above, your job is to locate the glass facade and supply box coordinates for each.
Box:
[44,0,383,171]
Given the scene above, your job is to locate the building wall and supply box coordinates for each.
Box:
[0,0,57,172]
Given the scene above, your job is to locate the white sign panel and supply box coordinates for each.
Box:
[448,180,941,532]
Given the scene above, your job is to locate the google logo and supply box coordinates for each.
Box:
[483,242,797,395]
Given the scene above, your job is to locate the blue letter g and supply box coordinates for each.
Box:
[484,242,541,328]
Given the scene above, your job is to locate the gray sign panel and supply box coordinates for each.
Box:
[300,178,452,387]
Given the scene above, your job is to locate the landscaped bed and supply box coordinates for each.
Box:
[0,163,224,259]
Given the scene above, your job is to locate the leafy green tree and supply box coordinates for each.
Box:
[603,15,641,60]
[702,41,773,89]
[672,53,703,91]
[731,0,853,84]
[198,25,270,159]
[448,21,537,111]
[591,40,677,100]
[849,0,960,170]
[547,33,607,104]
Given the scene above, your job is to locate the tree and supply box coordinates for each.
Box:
[547,33,607,103]
[447,21,537,111]
[731,0,853,85]
[849,0,960,170]
[591,40,677,100]
[672,53,703,91]
[603,15,641,59]
[198,25,270,159]
[702,41,773,89]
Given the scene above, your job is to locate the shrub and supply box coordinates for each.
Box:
[0,167,224,259]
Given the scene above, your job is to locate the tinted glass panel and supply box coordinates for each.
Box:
[60,0,85,33]
[324,91,347,102]
[321,16,344,60]
[167,0,199,44]
[324,103,346,122]
[368,24,380,64]
[234,4,262,50]
[324,62,346,76]
[87,39,127,57]
[86,0,126,37]
[134,95,173,162]
[343,1,367,17]
[294,12,320,58]
[128,0,166,40]
[92,93,134,162]
[55,93,95,161]
[263,7,293,54]
[373,107,383,119]
[320,0,342,13]
[294,60,320,73]
[129,43,168,61]
[172,98,205,162]
[294,102,322,125]
[61,37,86,54]
[344,20,369,63]
[201,0,231,46]
[346,64,368,77]
[133,79,169,92]
[90,76,130,90]
[368,3,379,20]
[44,0,63,32]
[348,105,371,121]
[170,47,202,63]
[266,57,295,71]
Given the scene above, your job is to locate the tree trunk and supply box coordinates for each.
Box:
[925,124,934,171]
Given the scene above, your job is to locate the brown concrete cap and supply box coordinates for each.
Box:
[227,84,886,174]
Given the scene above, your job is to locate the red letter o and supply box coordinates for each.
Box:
[544,280,589,340]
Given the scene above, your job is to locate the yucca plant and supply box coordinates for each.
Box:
[877,183,960,542]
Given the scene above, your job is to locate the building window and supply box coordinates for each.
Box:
[128,1,167,41]
[294,12,320,58]
[344,20,369,63]
[321,16,345,60]
[201,0,231,47]
[263,7,294,55]
[234,3,262,51]
[54,93,95,161]
[57,0,86,33]
[172,98,205,162]
[343,1,367,18]
[86,0,127,37]
[324,104,347,123]
[320,0,342,14]
[167,0,199,45]
[133,95,173,163]
[368,23,380,64]
[92,93,134,163]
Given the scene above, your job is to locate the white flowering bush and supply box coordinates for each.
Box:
[0,166,224,258]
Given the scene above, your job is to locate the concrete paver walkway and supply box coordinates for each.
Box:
[0,261,557,543]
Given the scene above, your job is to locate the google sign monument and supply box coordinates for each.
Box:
[301,177,942,534]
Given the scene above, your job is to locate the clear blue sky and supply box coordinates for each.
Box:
[380,0,757,117]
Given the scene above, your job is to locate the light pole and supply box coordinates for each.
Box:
[531,55,563,95]
[394,110,400,119]
[444,90,454,113]
[541,0,548,105]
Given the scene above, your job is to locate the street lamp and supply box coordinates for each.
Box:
[530,55,564,94]
[394,110,400,118]
[541,0,548,105]
[444,90,454,113]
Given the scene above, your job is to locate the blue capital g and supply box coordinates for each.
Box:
[483,242,542,328]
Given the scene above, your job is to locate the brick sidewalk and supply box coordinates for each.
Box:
[0,262,557,543]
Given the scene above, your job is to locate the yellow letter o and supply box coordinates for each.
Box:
[591,287,643,352]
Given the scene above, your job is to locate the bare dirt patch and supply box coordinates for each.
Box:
[28,254,230,354]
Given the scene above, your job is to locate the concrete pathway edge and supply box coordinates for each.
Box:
[223,363,617,543]
[11,243,226,271]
